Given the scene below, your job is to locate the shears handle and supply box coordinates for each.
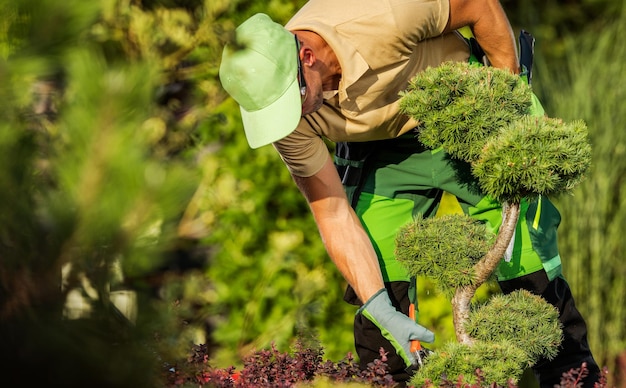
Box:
[408,303,422,353]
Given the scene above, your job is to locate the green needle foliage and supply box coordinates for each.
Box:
[465,290,562,363]
[411,340,529,387]
[400,61,591,204]
[412,290,562,386]
[395,214,494,297]
[0,0,216,385]
[399,61,532,162]
[474,116,591,203]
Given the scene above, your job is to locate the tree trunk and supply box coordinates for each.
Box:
[451,202,521,344]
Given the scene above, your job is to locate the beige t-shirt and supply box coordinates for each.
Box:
[274,0,470,177]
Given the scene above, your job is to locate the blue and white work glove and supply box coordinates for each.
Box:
[358,288,434,367]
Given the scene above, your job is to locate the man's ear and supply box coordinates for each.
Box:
[302,46,315,67]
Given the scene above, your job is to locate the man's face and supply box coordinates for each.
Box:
[301,83,323,116]
[296,35,324,116]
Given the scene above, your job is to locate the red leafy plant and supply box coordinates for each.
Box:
[163,337,396,387]
[162,338,609,388]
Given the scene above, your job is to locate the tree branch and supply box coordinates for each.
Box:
[451,202,520,344]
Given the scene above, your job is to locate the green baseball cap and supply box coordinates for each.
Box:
[219,13,302,149]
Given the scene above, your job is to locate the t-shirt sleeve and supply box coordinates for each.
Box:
[390,0,450,43]
[272,123,330,178]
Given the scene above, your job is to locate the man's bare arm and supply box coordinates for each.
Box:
[445,0,519,73]
[292,155,384,303]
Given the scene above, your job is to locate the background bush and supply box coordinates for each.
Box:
[0,0,624,386]
[530,6,626,379]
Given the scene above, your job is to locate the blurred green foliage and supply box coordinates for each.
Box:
[0,0,625,386]
[531,5,626,378]
[502,0,626,64]
[1,0,355,383]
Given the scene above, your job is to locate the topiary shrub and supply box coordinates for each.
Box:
[399,61,532,163]
[474,115,591,203]
[395,61,592,384]
[466,290,563,363]
[410,289,563,386]
[395,214,494,297]
[411,341,528,387]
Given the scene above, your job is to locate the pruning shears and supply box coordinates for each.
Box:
[405,277,432,373]
[408,302,425,367]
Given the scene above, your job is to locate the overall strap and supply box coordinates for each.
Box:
[334,141,378,208]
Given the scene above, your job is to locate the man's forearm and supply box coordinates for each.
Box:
[312,200,385,303]
[292,156,385,303]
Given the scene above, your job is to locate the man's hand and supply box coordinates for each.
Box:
[359,289,435,367]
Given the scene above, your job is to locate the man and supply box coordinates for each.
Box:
[218,0,600,386]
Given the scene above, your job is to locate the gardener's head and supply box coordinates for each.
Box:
[219,13,308,149]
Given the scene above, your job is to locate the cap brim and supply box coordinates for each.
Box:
[240,78,302,149]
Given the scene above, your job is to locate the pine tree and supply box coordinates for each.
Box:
[0,0,228,385]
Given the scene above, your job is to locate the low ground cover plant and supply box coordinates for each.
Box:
[162,337,609,387]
